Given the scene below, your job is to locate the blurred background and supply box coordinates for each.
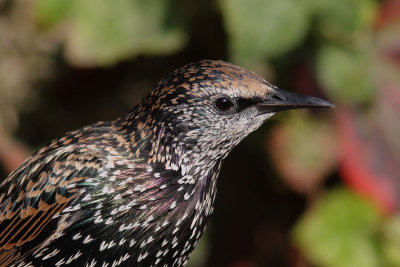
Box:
[1,0,400,266]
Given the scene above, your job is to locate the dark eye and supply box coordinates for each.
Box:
[214,97,235,112]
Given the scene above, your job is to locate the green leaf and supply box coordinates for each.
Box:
[34,0,186,66]
[317,45,375,105]
[381,216,400,266]
[34,0,73,26]
[268,112,338,194]
[316,0,378,42]
[220,0,312,66]
[293,188,382,267]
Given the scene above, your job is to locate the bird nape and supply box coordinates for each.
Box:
[0,60,333,267]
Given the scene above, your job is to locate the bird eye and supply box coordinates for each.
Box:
[214,97,235,112]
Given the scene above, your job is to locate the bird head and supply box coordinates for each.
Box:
[127,60,333,163]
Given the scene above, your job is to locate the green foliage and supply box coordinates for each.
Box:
[220,0,312,66]
[381,216,400,266]
[34,0,186,66]
[34,0,72,25]
[316,45,375,105]
[293,188,382,267]
[312,0,378,105]
[268,112,337,194]
[315,0,377,41]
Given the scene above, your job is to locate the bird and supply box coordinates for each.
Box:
[0,60,333,267]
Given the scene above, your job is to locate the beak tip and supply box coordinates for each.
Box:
[308,97,335,109]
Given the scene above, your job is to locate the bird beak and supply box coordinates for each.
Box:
[256,86,335,114]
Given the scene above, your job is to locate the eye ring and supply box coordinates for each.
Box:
[214,96,235,113]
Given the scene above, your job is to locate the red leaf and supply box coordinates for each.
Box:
[337,109,398,213]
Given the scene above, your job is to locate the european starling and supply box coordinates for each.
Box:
[0,60,333,267]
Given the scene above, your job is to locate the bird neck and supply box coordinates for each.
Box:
[116,108,209,177]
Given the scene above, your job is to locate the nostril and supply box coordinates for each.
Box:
[271,93,285,101]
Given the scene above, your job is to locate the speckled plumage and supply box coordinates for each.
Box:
[0,60,333,267]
